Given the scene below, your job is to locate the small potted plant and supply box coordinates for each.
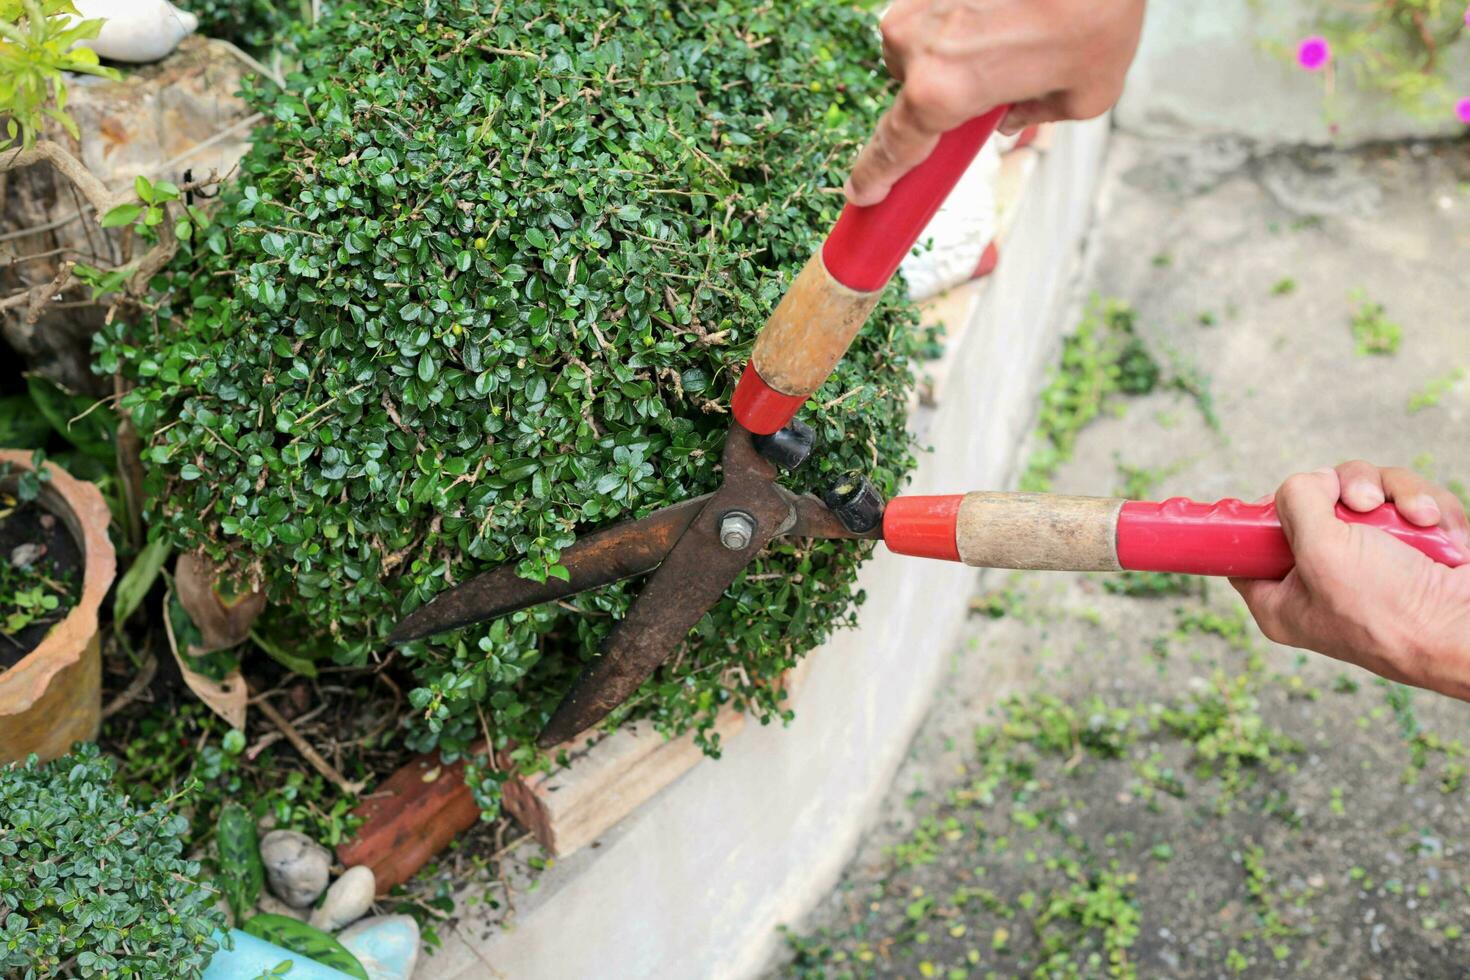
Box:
[0,449,115,763]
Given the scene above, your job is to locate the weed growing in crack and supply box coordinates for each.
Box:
[1349,290,1404,356]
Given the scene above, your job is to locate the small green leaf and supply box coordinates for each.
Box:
[134,174,154,204]
[100,202,144,228]
[250,629,319,678]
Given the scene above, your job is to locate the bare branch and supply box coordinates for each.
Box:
[0,141,133,217]
[0,260,75,322]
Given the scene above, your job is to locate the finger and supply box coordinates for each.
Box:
[844,90,945,206]
[997,93,1067,135]
[1380,467,1464,537]
[882,32,905,82]
[1335,459,1385,512]
[1274,468,1351,557]
[877,0,928,82]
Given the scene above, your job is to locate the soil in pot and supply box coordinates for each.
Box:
[0,497,81,671]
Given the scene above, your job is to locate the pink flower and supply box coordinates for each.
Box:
[1297,36,1331,71]
[1465,2,1469,28]
[1457,98,1470,125]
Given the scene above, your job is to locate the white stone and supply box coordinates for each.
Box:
[71,0,198,63]
[309,865,376,932]
[259,830,330,909]
[339,915,420,980]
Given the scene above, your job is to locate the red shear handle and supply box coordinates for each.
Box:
[1116,498,1466,579]
[732,107,1010,435]
[822,108,1010,292]
[883,493,1466,578]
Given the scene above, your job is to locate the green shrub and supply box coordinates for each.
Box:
[176,0,299,50]
[0,744,226,978]
[101,0,925,812]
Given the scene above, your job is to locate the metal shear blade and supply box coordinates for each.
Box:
[387,426,876,747]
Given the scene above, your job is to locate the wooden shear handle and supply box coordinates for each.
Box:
[882,493,1466,578]
[731,107,1010,435]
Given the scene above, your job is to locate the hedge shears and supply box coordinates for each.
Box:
[389,109,1462,748]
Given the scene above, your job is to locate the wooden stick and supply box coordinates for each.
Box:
[254,693,366,797]
[100,651,157,720]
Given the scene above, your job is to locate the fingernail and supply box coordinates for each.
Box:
[1352,481,1385,508]
[1313,467,1336,477]
[1413,494,1442,523]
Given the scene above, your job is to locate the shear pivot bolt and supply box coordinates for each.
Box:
[719,511,757,550]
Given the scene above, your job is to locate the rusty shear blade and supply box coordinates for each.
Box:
[537,427,790,747]
[387,495,710,645]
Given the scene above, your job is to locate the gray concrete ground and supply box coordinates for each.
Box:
[770,135,1470,978]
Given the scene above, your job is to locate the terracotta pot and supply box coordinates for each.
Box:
[0,450,115,763]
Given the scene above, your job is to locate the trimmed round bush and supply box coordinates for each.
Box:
[0,744,225,978]
[102,0,927,811]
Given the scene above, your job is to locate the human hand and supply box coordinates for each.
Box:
[1231,462,1470,701]
[844,0,1148,206]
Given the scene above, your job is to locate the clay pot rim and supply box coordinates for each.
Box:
[0,450,116,719]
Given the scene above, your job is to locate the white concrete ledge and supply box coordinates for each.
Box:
[420,116,1113,980]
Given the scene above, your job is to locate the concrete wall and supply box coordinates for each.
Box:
[419,117,1113,980]
[1117,1,1470,146]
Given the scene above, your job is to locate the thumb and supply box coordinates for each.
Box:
[844,90,944,206]
[1273,468,1351,560]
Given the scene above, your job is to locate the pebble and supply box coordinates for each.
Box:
[309,865,376,932]
[260,830,331,908]
[338,915,420,980]
[9,543,44,568]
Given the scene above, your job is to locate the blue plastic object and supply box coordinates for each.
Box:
[201,929,358,980]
